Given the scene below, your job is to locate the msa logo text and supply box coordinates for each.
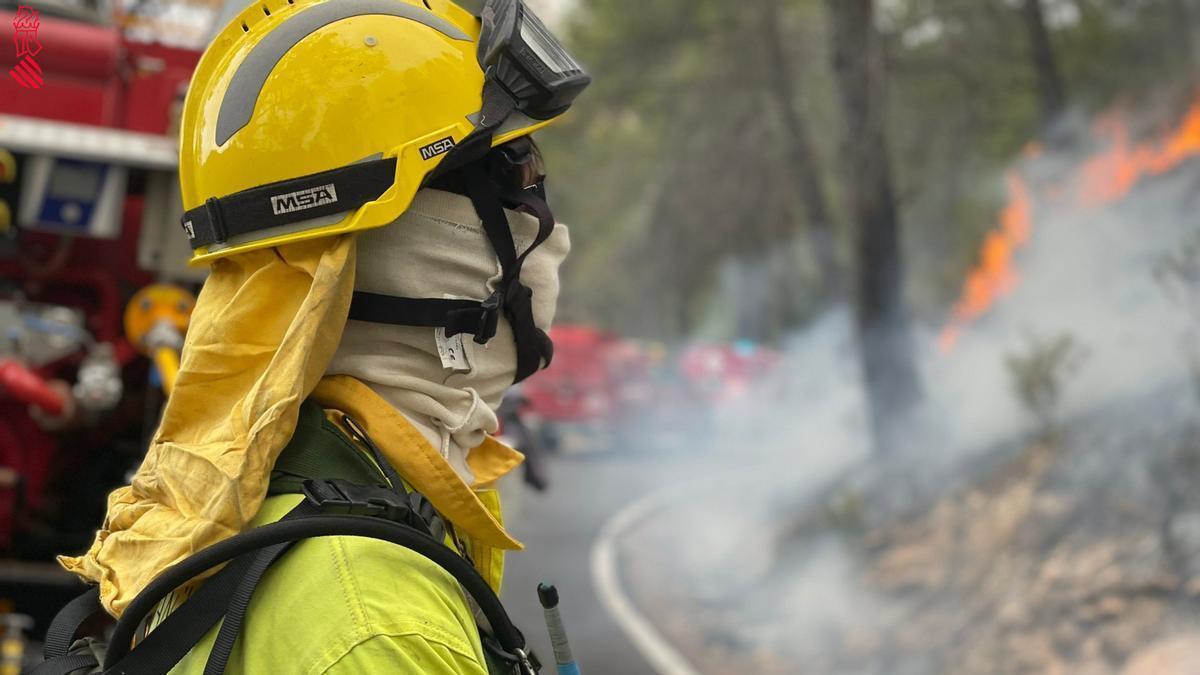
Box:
[271,184,338,215]
[181,220,195,240]
[420,137,456,161]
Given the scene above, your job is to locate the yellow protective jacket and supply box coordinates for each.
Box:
[159,375,525,674]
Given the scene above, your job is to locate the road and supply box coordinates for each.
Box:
[499,449,687,675]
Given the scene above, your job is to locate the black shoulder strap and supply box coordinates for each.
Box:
[202,541,295,675]
[103,538,293,675]
[181,158,397,251]
[29,652,99,675]
[41,587,103,662]
[32,535,294,675]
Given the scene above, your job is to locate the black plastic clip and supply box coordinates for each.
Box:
[301,479,436,537]
[474,290,503,345]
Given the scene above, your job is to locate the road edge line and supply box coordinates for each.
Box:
[590,485,701,675]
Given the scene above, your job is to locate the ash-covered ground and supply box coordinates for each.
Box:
[623,382,1200,674]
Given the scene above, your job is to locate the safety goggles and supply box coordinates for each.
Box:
[477,0,591,120]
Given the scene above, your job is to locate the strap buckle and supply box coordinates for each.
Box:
[301,479,435,537]
[482,634,541,675]
[474,290,503,345]
[514,647,540,675]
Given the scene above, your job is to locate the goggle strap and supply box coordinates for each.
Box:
[478,77,520,130]
[429,79,517,181]
[181,157,398,251]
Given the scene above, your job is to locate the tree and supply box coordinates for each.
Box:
[547,0,840,341]
[1167,0,1196,73]
[826,0,922,451]
[761,0,842,302]
[1020,0,1068,130]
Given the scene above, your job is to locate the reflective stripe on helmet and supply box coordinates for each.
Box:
[216,0,472,146]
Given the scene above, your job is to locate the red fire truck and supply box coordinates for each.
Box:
[0,0,211,640]
[520,325,676,454]
[518,325,627,453]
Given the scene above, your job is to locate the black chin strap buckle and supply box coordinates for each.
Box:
[474,290,504,345]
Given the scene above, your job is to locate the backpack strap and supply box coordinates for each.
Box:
[100,531,303,675]
[92,487,535,674]
[41,587,103,662]
[37,402,538,674]
[28,652,100,675]
[32,586,106,675]
[201,541,294,675]
[31,531,306,675]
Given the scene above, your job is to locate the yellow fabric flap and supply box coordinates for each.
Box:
[466,436,526,489]
[59,236,357,616]
[312,376,523,551]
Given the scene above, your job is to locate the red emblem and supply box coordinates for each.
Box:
[10,6,43,89]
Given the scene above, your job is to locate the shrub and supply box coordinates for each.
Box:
[1005,333,1088,438]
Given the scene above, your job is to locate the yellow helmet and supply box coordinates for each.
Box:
[180,0,589,264]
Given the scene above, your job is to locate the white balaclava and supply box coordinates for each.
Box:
[327,188,570,483]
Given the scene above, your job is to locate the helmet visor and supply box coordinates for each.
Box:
[478,0,590,119]
[518,9,583,76]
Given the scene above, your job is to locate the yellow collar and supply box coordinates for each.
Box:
[312,375,524,551]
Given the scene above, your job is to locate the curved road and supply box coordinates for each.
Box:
[501,450,691,675]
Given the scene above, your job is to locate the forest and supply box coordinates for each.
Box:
[540,0,1196,339]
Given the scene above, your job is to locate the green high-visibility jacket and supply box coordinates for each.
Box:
[157,378,525,674]
[167,491,489,674]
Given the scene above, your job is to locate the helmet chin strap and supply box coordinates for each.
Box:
[346,157,556,384]
[347,76,556,384]
[461,162,556,382]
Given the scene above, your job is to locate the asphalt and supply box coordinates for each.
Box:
[499,450,684,675]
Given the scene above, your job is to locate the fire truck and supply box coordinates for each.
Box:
[521,329,786,455]
[0,0,213,642]
[519,325,678,454]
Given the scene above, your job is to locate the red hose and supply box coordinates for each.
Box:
[0,360,65,416]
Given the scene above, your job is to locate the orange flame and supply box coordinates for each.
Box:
[1079,97,1200,206]
[939,93,1200,351]
[938,170,1033,351]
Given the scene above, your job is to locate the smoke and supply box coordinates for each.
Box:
[926,124,1199,441]
[598,98,1200,672]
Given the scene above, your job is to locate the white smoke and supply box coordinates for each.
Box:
[924,144,1198,443]
[607,107,1200,672]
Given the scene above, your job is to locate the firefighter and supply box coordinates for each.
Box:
[49,0,589,673]
[498,383,551,492]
